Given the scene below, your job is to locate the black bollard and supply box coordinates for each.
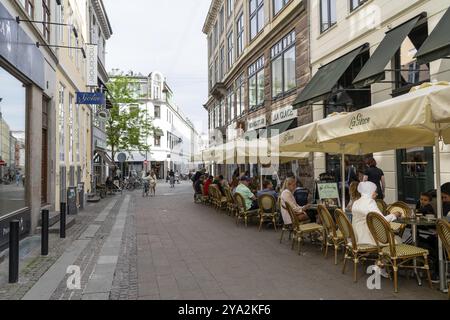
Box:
[9,220,20,283]
[60,203,66,239]
[41,210,49,256]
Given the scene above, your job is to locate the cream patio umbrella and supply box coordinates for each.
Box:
[316,82,450,292]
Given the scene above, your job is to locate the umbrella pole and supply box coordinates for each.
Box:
[434,133,446,292]
[341,153,346,211]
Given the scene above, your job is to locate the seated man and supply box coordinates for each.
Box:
[235,176,258,211]
[194,175,204,202]
[257,180,278,200]
[416,192,435,216]
[280,177,310,225]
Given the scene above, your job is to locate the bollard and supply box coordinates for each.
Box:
[41,210,49,256]
[9,220,20,284]
[60,203,66,239]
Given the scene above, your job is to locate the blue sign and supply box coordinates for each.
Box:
[76,92,106,105]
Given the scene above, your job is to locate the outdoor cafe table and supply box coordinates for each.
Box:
[395,217,437,286]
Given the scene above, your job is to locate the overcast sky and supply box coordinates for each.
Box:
[104,0,211,135]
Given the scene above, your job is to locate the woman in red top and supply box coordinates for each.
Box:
[203,175,213,196]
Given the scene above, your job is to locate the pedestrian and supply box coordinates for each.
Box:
[149,170,157,196]
[203,175,213,196]
[142,171,151,197]
[169,170,175,188]
[363,157,385,200]
[16,171,21,186]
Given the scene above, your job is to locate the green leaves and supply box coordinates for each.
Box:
[106,73,155,160]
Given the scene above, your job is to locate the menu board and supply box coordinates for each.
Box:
[316,182,340,207]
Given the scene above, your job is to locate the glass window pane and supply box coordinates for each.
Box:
[257,71,265,105]
[257,6,264,33]
[250,16,257,39]
[0,67,26,216]
[321,0,329,31]
[330,0,337,25]
[249,75,257,108]
[284,46,296,92]
[272,56,283,97]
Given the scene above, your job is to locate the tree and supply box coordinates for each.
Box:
[106,72,154,166]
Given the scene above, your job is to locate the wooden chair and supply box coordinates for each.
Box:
[436,219,450,300]
[257,194,278,232]
[234,192,258,228]
[285,202,324,255]
[334,209,378,282]
[386,201,413,238]
[224,187,237,216]
[317,205,345,265]
[279,197,294,243]
[367,212,432,293]
[210,185,227,211]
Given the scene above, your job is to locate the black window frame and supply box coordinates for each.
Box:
[273,0,289,16]
[320,0,337,33]
[248,56,265,111]
[249,0,264,41]
[350,0,368,12]
[154,106,161,119]
[236,12,244,57]
[271,30,296,100]
[227,31,234,70]
[25,0,34,18]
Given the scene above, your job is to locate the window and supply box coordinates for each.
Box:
[350,0,368,12]
[215,105,220,128]
[154,136,161,147]
[220,46,225,80]
[153,74,162,100]
[209,65,213,90]
[394,22,430,94]
[227,0,234,17]
[25,0,34,18]
[273,0,289,15]
[69,94,74,163]
[249,0,264,40]
[154,106,161,119]
[215,56,219,84]
[214,22,218,48]
[236,74,245,117]
[248,56,265,110]
[59,84,65,162]
[58,1,64,44]
[227,88,235,123]
[320,0,337,33]
[208,34,212,57]
[42,0,51,42]
[219,6,225,34]
[221,99,226,126]
[68,6,73,57]
[271,31,296,98]
[236,13,244,57]
[75,101,80,163]
[227,31,234,69]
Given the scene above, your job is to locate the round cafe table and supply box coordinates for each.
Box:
[395,217,437,286]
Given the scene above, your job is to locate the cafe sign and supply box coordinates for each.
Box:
[86,44,98,87]
[349,113,370,130]
[271,105,296,125]
[247,115,266,131]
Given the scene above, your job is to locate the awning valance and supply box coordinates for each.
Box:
[259,119,296,138]
[353,14,423,88]
[415,7,450,65]
[293,44,368,109]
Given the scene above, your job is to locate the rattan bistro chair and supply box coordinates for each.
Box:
[200,184,210,205]
[317,205,345,265]
[367,212,433,293]
[208,185,217,208]
[234,192,258,228]
[376,199,388,215]
[211,185,227,211]
[436,219,450,299]
[257,194,278,232]
[386,201,413,238]
[285,202,324,255]
[224,187,237,216]
[334,209,378,282]
[279,197,294,243]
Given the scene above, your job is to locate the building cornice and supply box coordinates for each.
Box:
[202,0,222,34]
[92,0,113,39]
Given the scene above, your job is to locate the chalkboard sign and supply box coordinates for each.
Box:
[316,182,340,207]
[67,187,78,215]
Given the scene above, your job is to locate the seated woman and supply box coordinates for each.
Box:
[346,181,361,212]
[280,177,310,225]
[352,181,401,247]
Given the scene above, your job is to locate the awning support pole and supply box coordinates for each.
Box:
[341,145,346,211]
[434,132,446,292]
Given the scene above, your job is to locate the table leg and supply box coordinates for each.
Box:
[412,224,422,286]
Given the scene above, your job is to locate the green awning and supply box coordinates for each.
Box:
[259,119,296,138]
[353,15,422,88]
[415,7,450,65]
[154,128,164,136]
[293,44,368,109]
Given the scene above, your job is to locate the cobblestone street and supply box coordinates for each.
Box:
[0,182,447,300]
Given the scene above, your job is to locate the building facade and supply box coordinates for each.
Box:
[202,0,313,188]
[305,0,450,204]
[111,71,201,180]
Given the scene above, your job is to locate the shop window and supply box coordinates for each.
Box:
[393,22,430,96]
[0,67,27,217]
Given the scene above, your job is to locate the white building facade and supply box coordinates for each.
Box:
[304,0,450,204]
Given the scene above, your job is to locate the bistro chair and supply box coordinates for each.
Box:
[199,184,209,205]
[366,212,433,293]
[436,219,450,299]
[234,192,258,228]
[284,202,324,255]
[208,185,217,208]
[211,185,227,211]
[386,201,413,238]
[317,205,345,265]
[334,209,378,282]
[257,194,278,232]
[279,197,294,244]
[224,187,237,216]
[376,199,388,215]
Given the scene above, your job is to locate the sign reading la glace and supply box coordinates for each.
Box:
[271,105,296,125]
[349,113,370,130]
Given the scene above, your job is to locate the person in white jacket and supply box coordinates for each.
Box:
[352,181,401,246]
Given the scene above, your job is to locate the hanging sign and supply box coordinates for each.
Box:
[86,44,98,86]
[76,92,105,105]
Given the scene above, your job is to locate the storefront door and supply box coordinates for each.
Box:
[397,147,434,204]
